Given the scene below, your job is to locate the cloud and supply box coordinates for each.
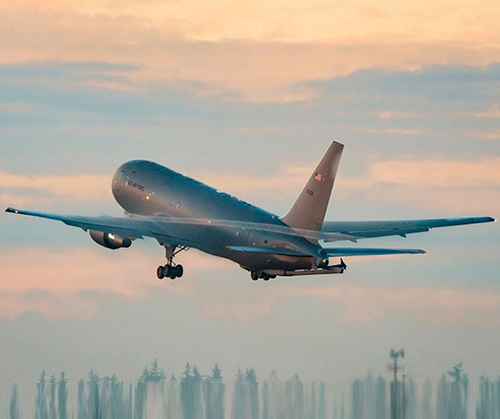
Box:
[0,245,231,320]
[354,157,500,188]
[64,1,500,44]
[199,156,500,213]
[0,102,30,112]
[0,172,111,205]
[284,283,500,326]
[336,125,424,135]
[1,2,499,102]
[236,126,285,135]
[350,157,500,213]
[470,104,500,119]
[198,166,306,202]
[468,130,500,140]
[377,111,421,120]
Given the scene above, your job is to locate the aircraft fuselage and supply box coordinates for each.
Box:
[112,160,324,272]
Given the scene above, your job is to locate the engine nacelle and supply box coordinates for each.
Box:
[89,230,132,250]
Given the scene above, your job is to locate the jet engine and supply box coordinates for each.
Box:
[89,230,132,250]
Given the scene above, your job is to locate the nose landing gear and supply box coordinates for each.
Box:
[156,244,188,281]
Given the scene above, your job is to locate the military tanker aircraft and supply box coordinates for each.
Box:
[6,142,494,280]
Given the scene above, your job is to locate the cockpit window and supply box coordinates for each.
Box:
[115,170,125,192]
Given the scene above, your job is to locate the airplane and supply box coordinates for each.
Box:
[5,141,495,281]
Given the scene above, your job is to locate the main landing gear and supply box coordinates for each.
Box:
[157,244,188,281]
[157,264,183,280]
[250,270,276,281]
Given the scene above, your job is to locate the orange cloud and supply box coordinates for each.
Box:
[1,1,499,102]
[0,172,111,205]
[361,157,500,188]
[75,1,500,44]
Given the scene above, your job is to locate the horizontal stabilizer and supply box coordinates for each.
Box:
[324,247,426,256]
[227,246,314,257]
[321,217,495,242]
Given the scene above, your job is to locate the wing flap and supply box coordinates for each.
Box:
[324,247,426,256]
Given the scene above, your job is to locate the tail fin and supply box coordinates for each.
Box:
[281,141,343,243]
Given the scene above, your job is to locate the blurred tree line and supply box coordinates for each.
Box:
[6,361,500,418]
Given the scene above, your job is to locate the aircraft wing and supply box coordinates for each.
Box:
[6,207,151,237]
[321,217,495,242]
[5,207,210,247]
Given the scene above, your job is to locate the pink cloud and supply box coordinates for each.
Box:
[0,245,232,320]
[0,172,111,205]
[336,125,424,135]
[468,130,500,140]
[365,158,500,188]
[199,156,499,213]
[470,104,500,119]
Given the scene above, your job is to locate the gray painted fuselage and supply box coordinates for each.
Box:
[112,160,323,271]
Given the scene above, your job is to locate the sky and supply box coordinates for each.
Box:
[0,0,499,397]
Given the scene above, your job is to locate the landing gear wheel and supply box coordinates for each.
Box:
[157,244,190,280]
[263,275,270,281]
[251,271,259,281]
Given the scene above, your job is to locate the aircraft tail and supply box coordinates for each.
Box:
[281,141,343,243]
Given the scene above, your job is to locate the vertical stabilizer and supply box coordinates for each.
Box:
[281,141,343,243]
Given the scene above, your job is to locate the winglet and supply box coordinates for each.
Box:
[5,207,19,214]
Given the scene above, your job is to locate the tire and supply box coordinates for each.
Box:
[175,265,184,278]
[156,266,164,280]
[251,271,259,281]
[163,264,171,277]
